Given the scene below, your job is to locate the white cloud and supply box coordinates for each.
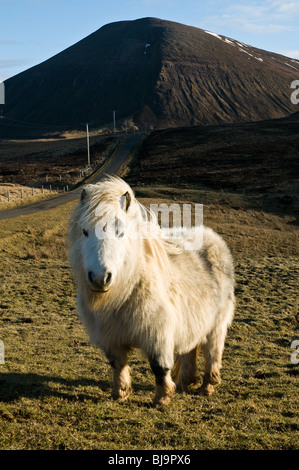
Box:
[142,0,173,4]
[203,0,298,35]
[269,1,299,16]
[282,50,299,59]
[0,59,30,68]
[0,40,22,45]
[241,23,290,33]
[126,0,174,6]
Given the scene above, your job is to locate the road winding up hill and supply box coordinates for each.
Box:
[0,135,142,220]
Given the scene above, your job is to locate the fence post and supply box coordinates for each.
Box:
[7,190,10,202]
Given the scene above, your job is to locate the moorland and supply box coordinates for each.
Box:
[0,114,298,450]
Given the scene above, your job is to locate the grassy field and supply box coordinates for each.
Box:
[0,181,298,450]
[0,133,120,190]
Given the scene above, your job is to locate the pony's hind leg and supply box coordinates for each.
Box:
[176,345,200,392]
[107,349,132,402]
[150,357,176,407]
[200,300,234,396]
[199,324,229,396]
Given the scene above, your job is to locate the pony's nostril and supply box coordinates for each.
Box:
[105,272,112,286]
[88,270,112,290]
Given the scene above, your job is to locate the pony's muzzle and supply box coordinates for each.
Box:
[87,270,112,292]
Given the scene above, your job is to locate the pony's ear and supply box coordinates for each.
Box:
[81,188,87,201]
[121,191,131,211]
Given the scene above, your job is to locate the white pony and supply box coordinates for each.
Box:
[68,177,234,406]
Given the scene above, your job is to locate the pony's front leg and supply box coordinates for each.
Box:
[150,357,176,407]
[106,350,132,402]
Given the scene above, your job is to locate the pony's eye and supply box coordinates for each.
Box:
[83,229,89,237]
[115,218,125,238]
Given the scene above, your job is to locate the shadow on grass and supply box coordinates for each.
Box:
[0,372,111,403]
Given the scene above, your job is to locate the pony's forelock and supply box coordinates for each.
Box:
[78,177,133,226]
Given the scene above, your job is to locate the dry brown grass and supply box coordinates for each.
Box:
[0,183,56,210]
[0,182,298,450]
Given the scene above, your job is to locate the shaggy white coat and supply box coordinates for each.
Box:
[68,177,235,405]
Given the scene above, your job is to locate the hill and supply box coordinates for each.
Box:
[122,111,299,221]
[2,17,299,137]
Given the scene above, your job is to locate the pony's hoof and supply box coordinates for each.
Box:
[198,383,215,396]
[112,386,132,402]
[153,395,171,408]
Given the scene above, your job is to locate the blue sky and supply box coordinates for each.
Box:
[1,0,299,81]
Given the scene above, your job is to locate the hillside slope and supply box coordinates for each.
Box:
[124,111,299,220]
[2,17,299,136]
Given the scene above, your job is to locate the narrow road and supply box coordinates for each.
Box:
[0,134,142,220]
